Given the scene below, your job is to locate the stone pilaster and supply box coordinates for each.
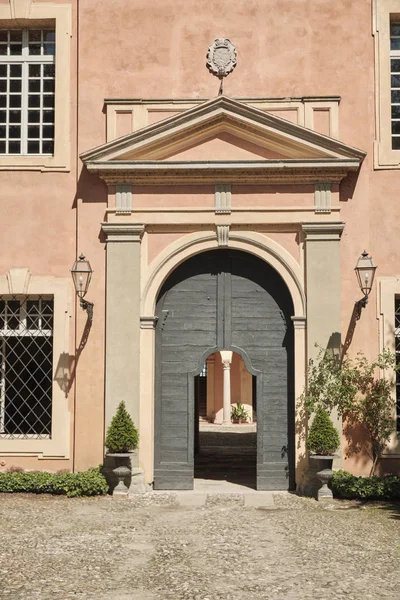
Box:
[101,223,145,430]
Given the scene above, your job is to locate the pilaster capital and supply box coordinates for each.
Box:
[291,315,307,329]
[301,222,344,241]
[140,316,159,329]
[101,222,145,243]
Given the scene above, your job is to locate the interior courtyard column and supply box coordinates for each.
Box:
[220,350,233,425]
[301,222,344,469]
[101,223,145,430]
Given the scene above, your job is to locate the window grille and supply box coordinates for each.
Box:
[0,29,55,155]
[0,296,53,438]
[395,298,400,432]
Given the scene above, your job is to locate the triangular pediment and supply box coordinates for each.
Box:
[81,96,365,184]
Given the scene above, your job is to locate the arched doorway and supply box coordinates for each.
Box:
[154,249,294,490]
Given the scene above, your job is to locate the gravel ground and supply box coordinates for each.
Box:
[0,492,399,599]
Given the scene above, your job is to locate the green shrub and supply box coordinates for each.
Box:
[0,467,108,498]
[332,469,400,500]
[105,401,139,453]
[231,402,249,422]
[306,407,340,455]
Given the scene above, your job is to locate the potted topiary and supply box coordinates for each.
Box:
[231,402,250,424]
[306,407,340,500]
[105,401,139,495]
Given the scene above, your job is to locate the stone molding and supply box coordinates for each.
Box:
[301,222,344,241]
[10,0,32,19]
[101,223,145,243]
[217,225,230,247]
[314,182,332,213]
[291,316,307,329]
[140,316,159,330]
[116,184,132,214]
[215,184,232,214]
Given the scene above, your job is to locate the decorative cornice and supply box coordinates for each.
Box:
[101,223,145,242]
[301,222,345,241]
[314,182,332,213]
[116,184,132,214]
[88,159,359,186]
[215,183,232,213]
[217,225,230,247]
[140,316,159,329]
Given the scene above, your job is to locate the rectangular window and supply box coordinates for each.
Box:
[395,297,400,431]
[0,296,53,438]
[390,23,400,149]
[0,29,55,155]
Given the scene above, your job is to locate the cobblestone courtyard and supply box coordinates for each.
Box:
[1,492,399,600]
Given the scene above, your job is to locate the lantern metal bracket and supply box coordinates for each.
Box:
[80,298,94,322]
[355,295,368,320]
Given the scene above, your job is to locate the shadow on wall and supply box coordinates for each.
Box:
[73,166,108,209]
[54,318,92,396]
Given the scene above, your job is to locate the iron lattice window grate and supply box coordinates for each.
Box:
[395,297,400,432]
[0,295,53,439]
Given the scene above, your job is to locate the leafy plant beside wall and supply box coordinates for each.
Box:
[300,347,399,475]
[105,401,139,453]
[231,402,250,423]
[306,407,340,456]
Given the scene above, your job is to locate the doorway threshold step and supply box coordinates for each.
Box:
[167,490,277,507]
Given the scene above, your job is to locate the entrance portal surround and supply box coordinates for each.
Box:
[139,231,307,487]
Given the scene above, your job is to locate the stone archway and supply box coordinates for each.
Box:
[153,249,295,490]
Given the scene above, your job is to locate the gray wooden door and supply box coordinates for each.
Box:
[154,250,294,490]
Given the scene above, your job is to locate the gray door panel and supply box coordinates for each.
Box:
[154,250,294,491]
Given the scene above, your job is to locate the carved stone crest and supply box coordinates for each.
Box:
[206,38,237,79]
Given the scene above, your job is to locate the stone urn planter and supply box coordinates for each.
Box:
[105,401,149,496]
[309,454,338,500]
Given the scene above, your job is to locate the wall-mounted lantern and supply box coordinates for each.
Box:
[71,254,94,321]
[354,250,377,315]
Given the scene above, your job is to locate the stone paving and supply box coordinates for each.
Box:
[1,492,400,599]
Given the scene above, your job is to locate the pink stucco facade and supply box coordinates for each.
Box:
[0,0,399,487]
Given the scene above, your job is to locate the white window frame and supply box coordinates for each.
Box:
[0,29,55,156]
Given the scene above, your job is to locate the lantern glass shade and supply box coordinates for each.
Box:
[355,251,377,297]
[71,254,93,299]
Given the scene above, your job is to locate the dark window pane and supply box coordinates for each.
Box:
[0,111,6,123]
[0,126,5,137]
[391,37,400,50]
[28,43,41,56]
[9,79,21,93]
[392,136,400,149]
[44,31,55,42]
[42,125,54,138]
[28,110,40,123]
[10,64,21,77]
[0,80,6,92]
[26,300,39,330]
[10,31,22,42]
[43,95,54,108]
[29,64,41,78]
[28,125,40,139]
[9,110,21,123]
[42,141,54,154]
[9,44,22,56]
[29,31,41,42]
[0,96,7,108]
[7,300,20,330]
[28,95,40,108]
[43,80,54,93]
[0,45,7,56]
[0,31,8,42]
[27,140,39,154]
[391,24,400,36]
[0,64,7,77]
[43,110,54,123]
[8,141,20,153]
[9,95,21,108]
[43,64,55,78]
[0,141,5,153]
[9,125,20,139]
[28,79,40,93]
[392,122,400,134]
[44,43,55,56]
[392,106,400,118]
